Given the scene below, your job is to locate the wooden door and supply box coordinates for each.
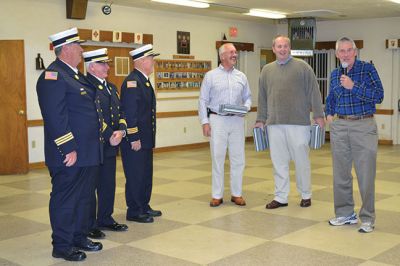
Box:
[260,49,276,71]
[78,45,133,91]
[0,40,28,174]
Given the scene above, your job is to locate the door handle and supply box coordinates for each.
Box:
[18,110,25,115]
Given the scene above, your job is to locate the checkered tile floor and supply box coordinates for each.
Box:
[0,143,400,265]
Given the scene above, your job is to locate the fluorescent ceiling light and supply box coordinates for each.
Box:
[152,0,210,9]
[389,0,400,3]
[246,9,286,19]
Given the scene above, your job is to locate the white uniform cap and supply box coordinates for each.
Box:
[82,48,112,63]
[129,44,160,61]
[48,27,84,49]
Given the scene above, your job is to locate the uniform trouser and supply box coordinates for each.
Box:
[330,118,377,224]
[209,114,245,199]
[48,165,98,252]
[268,125,311,203]
[121,143,153,217]
[89,156,117,230]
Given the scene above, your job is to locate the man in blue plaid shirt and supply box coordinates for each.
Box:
[326,37,384,233]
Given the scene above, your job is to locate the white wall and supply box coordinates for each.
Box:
[2,1,399,164]
[278,17,400,142]
[0,0,275,163]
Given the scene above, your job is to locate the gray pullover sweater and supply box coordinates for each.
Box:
[257,58,324,125]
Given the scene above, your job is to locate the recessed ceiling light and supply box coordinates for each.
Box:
[246,9,286,19]
[152,0,210,9]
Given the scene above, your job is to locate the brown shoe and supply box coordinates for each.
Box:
[265,200,288,209]
[210,198,223,207]
[300,199,311,207]
[231,196,246,206]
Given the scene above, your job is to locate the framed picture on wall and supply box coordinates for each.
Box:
[177,31,190,54]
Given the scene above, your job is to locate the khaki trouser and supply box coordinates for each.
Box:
[268,124,312,203]
[209,114,245,199]
[330,118,377,223]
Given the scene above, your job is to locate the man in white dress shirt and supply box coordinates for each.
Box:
[199,43,252,207]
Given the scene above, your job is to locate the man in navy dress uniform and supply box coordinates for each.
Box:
[82,48,129,238]
[120,44,162,223]
[36,28,103,261]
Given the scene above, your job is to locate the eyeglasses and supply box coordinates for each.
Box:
[338,48,355,55]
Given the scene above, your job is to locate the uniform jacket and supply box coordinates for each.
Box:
[120,69,156,149]
[86,73,127,158]
[36,58,101,167]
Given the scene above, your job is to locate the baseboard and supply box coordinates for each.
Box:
[378,139,393,145]
[29,161,46,170]
[245,136,254,142]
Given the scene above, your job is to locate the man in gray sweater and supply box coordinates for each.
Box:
[255,35,324,209]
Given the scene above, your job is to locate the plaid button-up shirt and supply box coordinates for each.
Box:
[325,59,384,116]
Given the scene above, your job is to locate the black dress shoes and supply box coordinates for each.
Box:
[99,222,128,231]
[127,214,154,223]
[147,208,162,217]
[52,249,86,261]
[76,240,103,252]
[88,228,105,239]
[266,200,288,209]
[300,198,311,207]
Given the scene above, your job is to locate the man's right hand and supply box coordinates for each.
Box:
[254,121,265,128]
[110,130,124,146]
[326,115,334,124]
[131,140,141,151]
[63,151,77,167]
[202,123,211,137]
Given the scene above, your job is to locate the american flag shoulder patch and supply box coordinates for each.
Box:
[127,80,137,88]
[45,71,58,80]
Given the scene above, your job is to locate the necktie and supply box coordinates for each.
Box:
[103,81,111,95]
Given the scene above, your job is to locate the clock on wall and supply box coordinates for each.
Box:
[102,4,112,15]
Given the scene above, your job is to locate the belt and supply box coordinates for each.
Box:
[208,110,235,117]
[338,114,374,120]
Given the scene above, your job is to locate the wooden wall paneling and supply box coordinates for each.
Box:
[107,47,133,91]
[77,28,153,45]
[100,31,113,42]
[215,41,254,52]
[376,109,394,115]
[122,32,135,43]
[29,108,394,126]
[78,45,133,91]
[27,120,44,127]
[143,34,153,44]
[315,40,364,50]
[78,28,92,40]
[385,39,400,48]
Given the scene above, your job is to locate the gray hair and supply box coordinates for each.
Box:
[218,43,234,57]
[85,61,92,70]
[272,35,291,47]
[336,37,357,51]
[54,46,63,57]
